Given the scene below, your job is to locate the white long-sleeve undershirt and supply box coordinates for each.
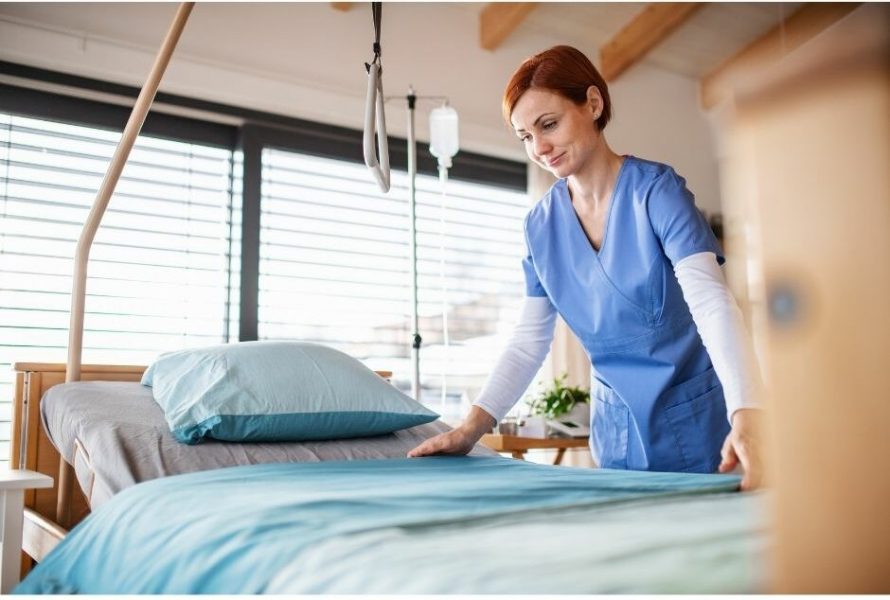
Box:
[673,251,763,421]
[472,251,762,425]
[472,295,557,424]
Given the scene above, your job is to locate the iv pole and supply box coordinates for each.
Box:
[406,87,421,402]
[399,87,453,402]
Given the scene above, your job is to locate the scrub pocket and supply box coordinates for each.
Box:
[591,385,629,470]
[663,367,729,473]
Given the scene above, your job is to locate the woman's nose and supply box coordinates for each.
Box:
[533,137,551,157]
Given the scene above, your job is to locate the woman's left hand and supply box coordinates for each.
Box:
[718,408,763,491]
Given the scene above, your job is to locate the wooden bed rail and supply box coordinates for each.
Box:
[22,509,68,565]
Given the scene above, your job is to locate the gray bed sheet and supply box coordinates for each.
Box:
[41,381,496,508]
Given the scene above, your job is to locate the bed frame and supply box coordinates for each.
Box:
[10,363,146,569]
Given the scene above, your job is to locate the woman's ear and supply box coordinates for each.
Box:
[587,86,603,119]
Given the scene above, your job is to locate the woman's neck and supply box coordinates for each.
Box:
[567,137,623,211]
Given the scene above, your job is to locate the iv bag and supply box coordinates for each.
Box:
[429,105,459,168]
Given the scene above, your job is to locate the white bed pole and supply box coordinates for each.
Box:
[60,2,194,525]
[406,88,421,402]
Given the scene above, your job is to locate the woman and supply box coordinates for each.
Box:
[409,45,763,490]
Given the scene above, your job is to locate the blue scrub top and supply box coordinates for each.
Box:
[523,156,730,473]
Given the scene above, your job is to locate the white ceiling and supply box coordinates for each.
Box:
[0,2,797,79]
[0,2,798,161]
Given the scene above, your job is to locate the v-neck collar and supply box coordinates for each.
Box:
[561,155,630,259]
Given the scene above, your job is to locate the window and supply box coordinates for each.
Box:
[0,66,528,465]
[259,148,529,422]
[0,112,239,467]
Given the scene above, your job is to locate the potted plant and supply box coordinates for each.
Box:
[526,374,590,424]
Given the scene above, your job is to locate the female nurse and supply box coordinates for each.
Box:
[409,45,764,490]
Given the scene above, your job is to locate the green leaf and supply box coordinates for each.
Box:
[525,372,591,418]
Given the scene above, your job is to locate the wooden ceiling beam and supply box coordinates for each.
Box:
[599,3,703,82]
[480,3,538,52]
[699,2,862,110]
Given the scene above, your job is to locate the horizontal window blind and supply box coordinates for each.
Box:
[259,148,529,421]
[0,113,239,468]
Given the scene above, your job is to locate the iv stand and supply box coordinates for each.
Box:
[406,87,421,402]
[394,86,450,401]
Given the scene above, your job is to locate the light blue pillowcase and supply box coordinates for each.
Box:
[141,341,438,445]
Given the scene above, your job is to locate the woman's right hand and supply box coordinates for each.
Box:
[407,428,477,457]
[408,406,497,458]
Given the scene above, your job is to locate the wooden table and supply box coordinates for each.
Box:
[480,422,589,465]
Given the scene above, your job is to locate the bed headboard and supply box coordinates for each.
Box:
[10,363,148,527]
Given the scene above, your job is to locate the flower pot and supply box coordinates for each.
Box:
[565,402,591,427]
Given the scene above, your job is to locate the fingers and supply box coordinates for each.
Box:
[408,430,474,458]
[734,440,750,489]
[407,433,450,458]
[718,434,738,474]
[724,409,765,491]
[720,429,763,491]
[734,438,762,491]
[407,439,438,458]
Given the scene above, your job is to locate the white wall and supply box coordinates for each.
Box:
[606,62,722,214]
[0,3,720,213]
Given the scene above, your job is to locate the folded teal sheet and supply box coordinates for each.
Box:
[15,457,765,594]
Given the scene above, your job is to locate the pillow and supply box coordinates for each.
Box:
[141,341,438,445]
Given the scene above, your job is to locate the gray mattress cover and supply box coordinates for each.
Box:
[41,381,496,508]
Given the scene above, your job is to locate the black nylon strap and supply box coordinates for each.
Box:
[371,2,382,54]
[364,2,383,73]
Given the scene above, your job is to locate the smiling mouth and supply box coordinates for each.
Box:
[546,154,565,167]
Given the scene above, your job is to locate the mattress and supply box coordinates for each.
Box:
[41,381,495,508]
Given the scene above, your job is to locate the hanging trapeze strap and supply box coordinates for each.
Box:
[363,2,390,193]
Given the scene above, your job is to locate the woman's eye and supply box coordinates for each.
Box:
[542,121,557,130]
[520,135,531,143]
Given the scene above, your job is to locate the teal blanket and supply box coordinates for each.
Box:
[16,457,764,594]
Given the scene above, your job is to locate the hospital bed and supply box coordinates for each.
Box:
[9,355,772,594]
[16,456,763,594]
[10,363,764,594]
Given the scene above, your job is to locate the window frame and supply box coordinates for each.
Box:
[1,61,526,346]
[1,61,529,421]
[0,61,530,463]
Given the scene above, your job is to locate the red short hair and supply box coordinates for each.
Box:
[502,45,612,131]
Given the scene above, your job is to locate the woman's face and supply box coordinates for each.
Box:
[510,87,602,179]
